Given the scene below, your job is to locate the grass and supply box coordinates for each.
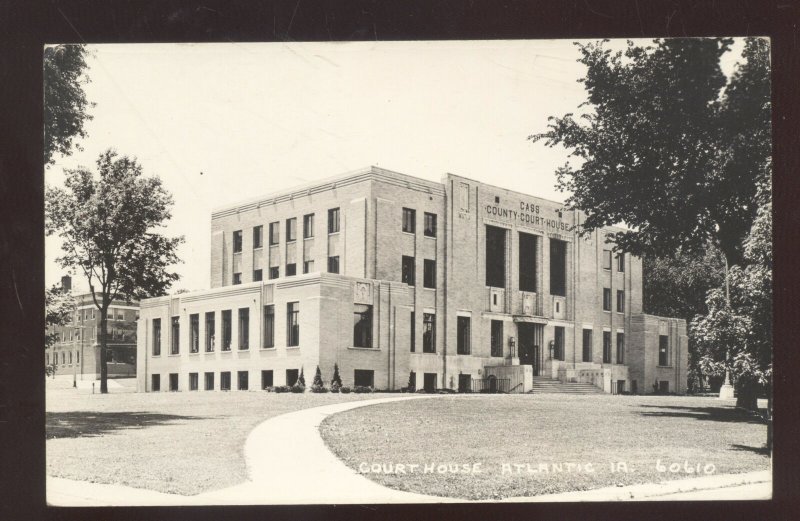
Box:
[319,394,771,500]
[45,378,376,495]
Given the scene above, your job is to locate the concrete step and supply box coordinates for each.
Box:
[528,377,605,394]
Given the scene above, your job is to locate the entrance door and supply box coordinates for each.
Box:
[532,345,540,375]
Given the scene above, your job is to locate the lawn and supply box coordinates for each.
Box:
[45,379,376,495]
[319,394,771,500]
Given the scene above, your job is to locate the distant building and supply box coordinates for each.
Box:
[47,276,139,381]
[137,167,687,394]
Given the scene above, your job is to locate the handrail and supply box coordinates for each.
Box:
[509,382,524,393]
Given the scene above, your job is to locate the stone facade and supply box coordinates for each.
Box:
[137,166,687,394]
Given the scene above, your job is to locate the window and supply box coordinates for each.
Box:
[423,259,436,288]
[353,304,373,348]
[171,317,180,355]
[519,232,538,292]
[554,326,565,361]
[261,370,273,389]
[603,288,612,311]
[61,352,65,364]
[603,331,612,363]
[222,310,232,351]
[238,308,249,350]
[152,318,161,355]
[550,239,567,296]
[190,314,199,353]
[617,290,625,312]
[422,313,436,353]
[269,266,279,279]
[286,369,299,387]
[221,371,231,391]
[205,312,215,352]
[151,374,160,391]
[253,269,263,282]
[410,311,415,352]
[659,335,669,366]
[233,230,243,253]
[402,208,416,233]
[286,263,296,276]
[458,374,471,392]
[303,260,314,273]
[328,208,340,233]
[269,221,279,245]
[617,253,625,272]
[354,369,374,388]
[189,372,199,391]
[169,373,179,391]
[68,351,72,364]
[287,302,299,347]
[233,272,242,285]
[76,351,80,363]
[286,218,297,242]
[582,329,593,362]
[303,214,314,238]
[457,316,471,355]
[253,225,263,249]
[238,371,249,390]
[401,255,415,286]
[424,212,437,237]
[328,256,340,274]
[617,332,625,364]
[205,372,214,390]
[485,225,506,288]
[423,373,437,392]
[263,305,274,348]
[491,320,503,357]
[603,249,612,270]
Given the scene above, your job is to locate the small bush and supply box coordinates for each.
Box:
[263,386,275,393]
[436,388,457,394]
[340,386,352,394]
[310,384,329,393]
[353,385,374,394]
[330,382,341,393]
[415,388,427,394]
[290,383,306,393]
[273,385,290,393]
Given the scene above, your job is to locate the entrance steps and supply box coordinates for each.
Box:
[529,376,605,394]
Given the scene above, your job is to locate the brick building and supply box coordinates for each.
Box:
[137,167,687,394]
[47,276,139,381]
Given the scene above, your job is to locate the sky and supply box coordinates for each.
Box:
[45,39,746,294]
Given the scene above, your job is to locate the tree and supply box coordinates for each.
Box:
[330,363,342,391]
[406,371,416,392]
[45,149,184,393]
[310,366,327,393]
[44,44,95,166]
[532,38,770,407]
[45,282,75,375]
[298,366,306,386]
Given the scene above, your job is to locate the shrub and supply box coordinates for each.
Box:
[406,371,415,393]
[330,363,343,389]
[436,388,457,394]
[353,385,374,394]
[273,385,290,393]
[264,386,275,393]
[415,388,426,394]
[312,366,325,387]
[330,382,341,393]
[290,382,305,393]
[310,384,329,393]
[340,386,352,394]
[298,366,306,387]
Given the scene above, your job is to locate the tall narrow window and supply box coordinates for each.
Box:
[233,273,242,285]
[550,239,567,296]
[659,335,669,366]
[253,269,263,282]
[286,369,299,386]
[485,225,506,288]
[491,320,503,357]
[554,326,565,361]
[205,312,215,352]
[328,256,340,274]
[410,311,415,352]
[328,208,340,233]
[457,316,471,355]
[189,373,199,391]
[401,255,415,286]
[424,212,437,237]
[189,314,199,353]
[617,290,625,312]
[519,232,538,292]
[286,218,297,242]
[353,304,373,348]
[303,214,314,238]
[303,260,314,273]
[603,331,612,363]
[617,253,625,272]
[253,225,263,249]
[220,371,231,391]
[151,374,160,391]
[205,372,214,390]
[170,316,180,355]
[238,308,249,350]
[423,259,436,288]
[602,249,612,270]
[616,332,625,364]
[169,373,179,391]
[262,370,273,389]
[152,318,161,356]
[269,221,280,245]
[422,313,435,353]
[269,266,279,279]
[582,329,593,362]
[263,305,274,348]
[286,263,297,276]
[424,373,437,392]
[221,310,232,351]
[287,302,299,347]
[238,371,249,390]
[402,208,416,233]
[233,230,243,253]
[603,288,612,311]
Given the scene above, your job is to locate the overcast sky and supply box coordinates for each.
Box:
[45,39,746,295]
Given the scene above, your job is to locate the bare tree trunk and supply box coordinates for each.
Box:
[100,307,108,394]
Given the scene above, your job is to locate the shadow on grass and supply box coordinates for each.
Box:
[637,405,766,424]
[730,443,771,457]
[47,411,210,439]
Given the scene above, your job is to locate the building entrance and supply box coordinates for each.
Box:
[518,323,544,375]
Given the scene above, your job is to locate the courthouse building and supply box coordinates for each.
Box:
[136,166,687,394]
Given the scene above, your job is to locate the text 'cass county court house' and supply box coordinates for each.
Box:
[137,167,687,395]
